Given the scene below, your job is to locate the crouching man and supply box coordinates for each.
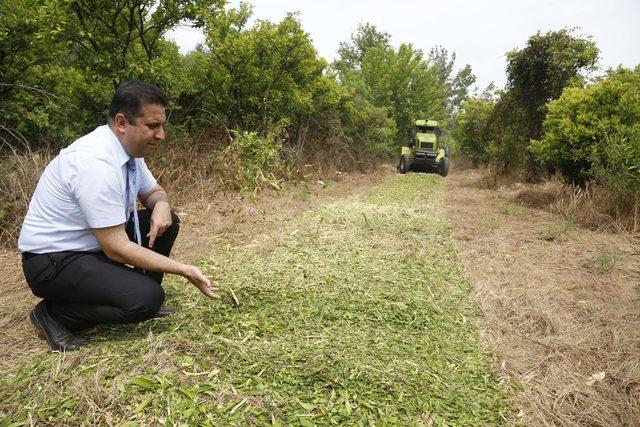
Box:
[18,80,220,352]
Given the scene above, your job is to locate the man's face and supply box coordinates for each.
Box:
[117,103,166,158]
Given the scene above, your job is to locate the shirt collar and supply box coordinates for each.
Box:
[104,124,132,166]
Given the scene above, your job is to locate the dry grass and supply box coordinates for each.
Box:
[0,137,223,249]
[0,133,383,249]
[0,145,55,248]
[471,168,640,233]
[145,138,224,206]
[445,168,640,426]
[0,249,42,370]
[296,137,381,180]
[513,179,640,234]
[448,156,484,172]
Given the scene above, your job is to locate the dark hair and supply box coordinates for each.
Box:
[108,80,168,123]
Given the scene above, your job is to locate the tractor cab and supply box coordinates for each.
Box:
[398,119,449,176]
[408,120,441,152]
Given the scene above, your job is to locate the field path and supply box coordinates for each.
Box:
[1,171,510,425]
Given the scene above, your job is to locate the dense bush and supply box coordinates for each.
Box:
[479,29,598,179]
[451,97,494,166]
[531,66,640,197]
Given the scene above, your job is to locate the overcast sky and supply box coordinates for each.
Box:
[166,0,640,91]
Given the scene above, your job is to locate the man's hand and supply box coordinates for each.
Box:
[147,201,172,248]
[181,265,221,299]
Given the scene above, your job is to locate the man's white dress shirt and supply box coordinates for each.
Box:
[18,125,157,253]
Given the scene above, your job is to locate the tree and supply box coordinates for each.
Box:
[0,0,79,146]
[452,96,494,166]
[334,25,456,151]
[0,0,64,95]
[0,0,226,148]
[61,0,225,88]
[186,5,326,131]
[334,23,390,74]
[505,28,599,181]
[359,43,448,145]
[485,91,528,174]
[427,46,476,112]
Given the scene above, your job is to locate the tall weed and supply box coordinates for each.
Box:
[0,130,53,247]
[217,129,285,195]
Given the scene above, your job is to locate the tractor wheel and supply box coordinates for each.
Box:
[438,157,449,177]
[398,155,410,174]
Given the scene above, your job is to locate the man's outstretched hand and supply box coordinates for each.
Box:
[181,265,220,299]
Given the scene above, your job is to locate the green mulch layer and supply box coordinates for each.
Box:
[0,174,511,426]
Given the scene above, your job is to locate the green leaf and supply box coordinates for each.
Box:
[586,371,606,387]
[129,376,160,390]
[178,387,196,400]
[298,417,314,427]
[59,399,77,409]
[132,398,150,414]
[298,401,316,411]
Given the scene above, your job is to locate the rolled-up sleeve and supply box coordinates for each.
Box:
[74,158,126,228]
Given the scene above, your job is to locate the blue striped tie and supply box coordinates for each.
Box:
[126,158,142,246]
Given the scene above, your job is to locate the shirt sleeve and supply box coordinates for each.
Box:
[73,158,127,228]
[137,158,157,196]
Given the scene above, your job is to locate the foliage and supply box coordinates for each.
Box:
[0,0,72,146]
[488,29,599,178]
[59,0,224,87]
[428,46,477,112]
[484,90,530,174]
[506,29,599,140]
[452,96,494,166]
[0,0,225,149]
[334,22,391,74]
[218,129,284,194]
[531,66,640,197]
[0,0,64,90]
[335,24,473,150]
[0,1,472,167]
[177,5,326,132]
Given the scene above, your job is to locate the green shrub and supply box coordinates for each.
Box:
[531,66,640,198]
[218,129,284,194]
[484,91,529,174]
[452,97,494,166]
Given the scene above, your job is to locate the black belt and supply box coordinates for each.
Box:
[21,252,41,261]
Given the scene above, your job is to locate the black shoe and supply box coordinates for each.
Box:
[151,306,179,319]
[29,301,88,352]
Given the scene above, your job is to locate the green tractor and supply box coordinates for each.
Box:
[397,119,449,177]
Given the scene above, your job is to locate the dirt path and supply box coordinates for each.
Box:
[444,168,640,426]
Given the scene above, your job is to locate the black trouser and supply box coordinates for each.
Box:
[22,209,180,331]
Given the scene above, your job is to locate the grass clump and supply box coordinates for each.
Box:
[588,246,619,272]
[0,174,510,425]
[498,204,520,216]
[541,210,574,242]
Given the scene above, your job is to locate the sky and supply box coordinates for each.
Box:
[166,0,640,91]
